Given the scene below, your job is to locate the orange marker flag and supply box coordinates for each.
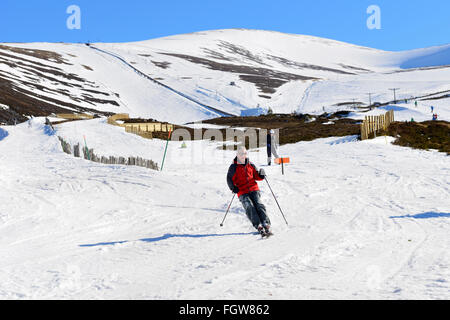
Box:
[275,157,290,175]
[275,157,290,164]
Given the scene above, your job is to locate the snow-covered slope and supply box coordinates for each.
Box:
[298,66,450,121]
[397,44,450,69]
[0,43,225,125]
[1,29,449,124]
[0,118,449,299]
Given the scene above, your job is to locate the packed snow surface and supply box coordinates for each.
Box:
[0,118,448,299]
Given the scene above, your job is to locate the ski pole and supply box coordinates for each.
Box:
[264,177,288,226]
[220,193,236,227]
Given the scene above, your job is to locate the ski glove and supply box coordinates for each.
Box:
[258,168,266,179]
[232,185,239,194]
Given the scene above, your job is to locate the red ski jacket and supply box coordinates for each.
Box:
[227,157,263,197]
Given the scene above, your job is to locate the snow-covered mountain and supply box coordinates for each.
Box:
[1,29,449,124]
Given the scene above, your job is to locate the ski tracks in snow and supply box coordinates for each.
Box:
[0,121,449,299]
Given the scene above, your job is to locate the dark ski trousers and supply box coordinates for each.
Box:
[239,191,270,230]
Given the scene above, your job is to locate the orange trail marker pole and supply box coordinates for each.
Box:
[275,157,290,175]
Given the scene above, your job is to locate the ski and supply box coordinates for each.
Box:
[262,232,273,238]
[260,230,274,239]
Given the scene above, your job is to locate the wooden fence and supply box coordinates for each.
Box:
[56,113,95,120]
[124,123,173,133]
[107,113,130,125]
[107,113,174,139]
[58,136,159,171]
[360,110,394,140]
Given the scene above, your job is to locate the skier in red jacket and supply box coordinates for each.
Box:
[227,146,271,236]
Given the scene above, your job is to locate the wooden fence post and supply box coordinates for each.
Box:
[360,111,395,141]
[74,143,80,157]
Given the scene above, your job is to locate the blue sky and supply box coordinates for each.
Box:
[1,0,449,51]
